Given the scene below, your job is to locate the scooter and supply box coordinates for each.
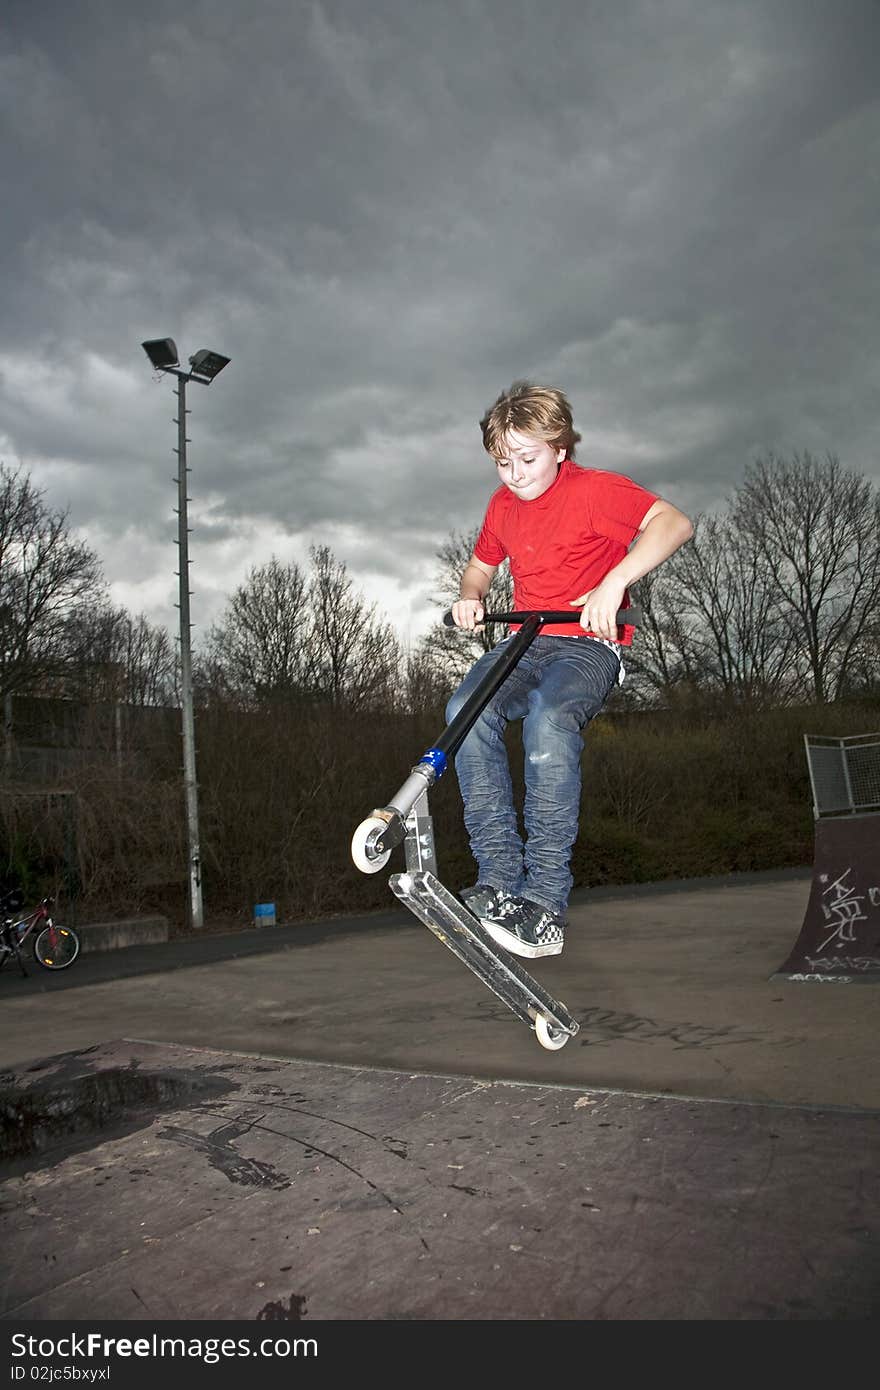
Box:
[351,606,638,1050]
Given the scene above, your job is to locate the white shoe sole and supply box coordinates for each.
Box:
[482,919,564,958]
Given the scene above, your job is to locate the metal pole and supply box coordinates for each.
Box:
[174,374,204,929]
[4,692,12,776]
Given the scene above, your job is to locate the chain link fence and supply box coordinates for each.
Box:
[804,733,880,818]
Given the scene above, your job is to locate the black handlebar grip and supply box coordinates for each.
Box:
[442,606,641,629]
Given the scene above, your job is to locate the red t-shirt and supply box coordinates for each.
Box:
[473,459,657,643]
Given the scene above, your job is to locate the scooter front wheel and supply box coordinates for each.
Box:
[351,816,392,874]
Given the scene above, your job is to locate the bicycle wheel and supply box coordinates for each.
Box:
[34,924,80,970]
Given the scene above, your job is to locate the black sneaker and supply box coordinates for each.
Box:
[459,883,511,927]
[483,895,566,958]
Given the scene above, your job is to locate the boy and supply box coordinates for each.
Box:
[447,380,693,959]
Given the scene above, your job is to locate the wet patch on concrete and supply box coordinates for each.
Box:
[0,1044,237,1165]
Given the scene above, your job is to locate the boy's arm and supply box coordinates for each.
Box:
[571,498,694,640]
[451,556,497,630]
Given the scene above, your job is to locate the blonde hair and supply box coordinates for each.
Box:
[480,380,581,460]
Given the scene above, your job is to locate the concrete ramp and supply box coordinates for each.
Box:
[773,814,880,983]
[2,1040,879,1321]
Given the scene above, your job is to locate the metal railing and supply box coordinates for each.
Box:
[804,733,880,819]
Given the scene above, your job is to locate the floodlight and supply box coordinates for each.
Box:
[141,338,180,370]
[188,349,230,382]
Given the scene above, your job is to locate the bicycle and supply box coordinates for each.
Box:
[0,890,80,977]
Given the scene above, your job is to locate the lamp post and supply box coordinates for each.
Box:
[141,338,230,930]
[0,603,14,777]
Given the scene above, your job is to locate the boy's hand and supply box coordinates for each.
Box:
[570,579,627,640]
[451,598,485,630]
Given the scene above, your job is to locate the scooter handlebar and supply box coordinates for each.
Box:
[442,605,641,629]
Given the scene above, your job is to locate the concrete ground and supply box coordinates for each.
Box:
[2,869,879,1321]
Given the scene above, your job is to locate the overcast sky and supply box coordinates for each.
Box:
[2,0,879,649]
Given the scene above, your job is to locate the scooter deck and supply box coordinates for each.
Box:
[389,869,579,1046]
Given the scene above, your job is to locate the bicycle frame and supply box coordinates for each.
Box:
[0,898,56,977]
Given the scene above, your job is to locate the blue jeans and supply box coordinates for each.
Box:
[445,635,620,916]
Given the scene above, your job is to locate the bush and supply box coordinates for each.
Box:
[4,693,876,929]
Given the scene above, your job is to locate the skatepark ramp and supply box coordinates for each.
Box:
[774,733,880,983]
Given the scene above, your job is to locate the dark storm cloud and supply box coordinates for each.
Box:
[1,0,878,638]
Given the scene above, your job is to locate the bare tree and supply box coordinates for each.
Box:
[629,516,798,706]
[121,614,177,707]
[733,452,880,702]
[0,464,103,702]
[199,547,402,713]
[307,545,402,711]
[412,527,515,692]
[836,629,880,697]
[434,527,514,649]
[200,557,311,706]
[60,602,176,706]
[622,566,703,704]
[400,644,452,715]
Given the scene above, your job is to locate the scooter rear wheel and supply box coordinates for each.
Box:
[535,1014,570,1050]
